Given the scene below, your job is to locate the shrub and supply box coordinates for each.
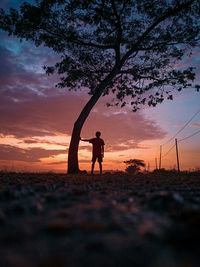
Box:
[124,159,145,175]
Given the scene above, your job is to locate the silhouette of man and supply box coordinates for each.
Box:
[81,131,105,174]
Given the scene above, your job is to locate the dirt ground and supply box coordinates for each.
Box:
[0,171,200,267]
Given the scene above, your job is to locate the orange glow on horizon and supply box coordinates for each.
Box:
[1,132,199,173]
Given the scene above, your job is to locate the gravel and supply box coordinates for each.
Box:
[0,171,200,267]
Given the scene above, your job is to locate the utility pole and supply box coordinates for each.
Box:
[159,145,162,169]
[155,157,158,170]
[175,138,180,173]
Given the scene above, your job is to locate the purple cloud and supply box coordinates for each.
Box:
[0,144,65,162]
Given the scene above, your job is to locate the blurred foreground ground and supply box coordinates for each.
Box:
[0,171,200,267]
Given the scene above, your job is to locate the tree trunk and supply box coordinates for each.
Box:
[67,70,118,174]
[67,93,101,173]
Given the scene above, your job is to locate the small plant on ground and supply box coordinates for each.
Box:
[124,159,146,175]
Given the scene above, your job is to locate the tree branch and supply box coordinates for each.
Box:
[119,71,167,83]
[111,0,122,64]
[69,38,115,49]
[120,0,195,65]
[41,27,115,50]
[140,41,186,51]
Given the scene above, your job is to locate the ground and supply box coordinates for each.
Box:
[0,171,200,267]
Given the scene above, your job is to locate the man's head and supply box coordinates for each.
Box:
[96,131,101,138]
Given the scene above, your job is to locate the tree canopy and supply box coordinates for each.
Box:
[1,0,199,111]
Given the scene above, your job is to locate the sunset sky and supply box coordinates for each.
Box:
[0,0,200,173]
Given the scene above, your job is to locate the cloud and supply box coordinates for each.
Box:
[0,42,166,151]
[82,100,166,149]
[0,42,59,94]
[47,161,66,165]
[193,122,200,128]
[23,139,40,144]
[0,28,167,166]
[0,144,65,162]
[0,87,166,145]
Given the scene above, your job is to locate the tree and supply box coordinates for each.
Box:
[124,159,145,174]
[0,0,199,173]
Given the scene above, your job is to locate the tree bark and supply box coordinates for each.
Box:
[67,69,118,174]
[67,92,102,173]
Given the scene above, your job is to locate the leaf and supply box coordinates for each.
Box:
[195,85,200,92]
[167,95,173,100]
[121,102,126,108]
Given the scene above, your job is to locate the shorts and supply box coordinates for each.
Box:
[92,155,103,163]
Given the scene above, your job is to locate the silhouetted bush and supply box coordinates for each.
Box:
[124,159,145,175]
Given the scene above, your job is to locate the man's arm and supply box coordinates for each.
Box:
[80,137,90,142]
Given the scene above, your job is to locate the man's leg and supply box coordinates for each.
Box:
[91,156,96,174]
[99,162,102,174]
[91,162,95,174]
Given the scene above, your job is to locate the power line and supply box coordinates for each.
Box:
[160,129,200,168]
[161,129,200,158]
[162,108,200,145]
[162,144,176,158]
[179,129,200,142]
[157,108,200,169]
